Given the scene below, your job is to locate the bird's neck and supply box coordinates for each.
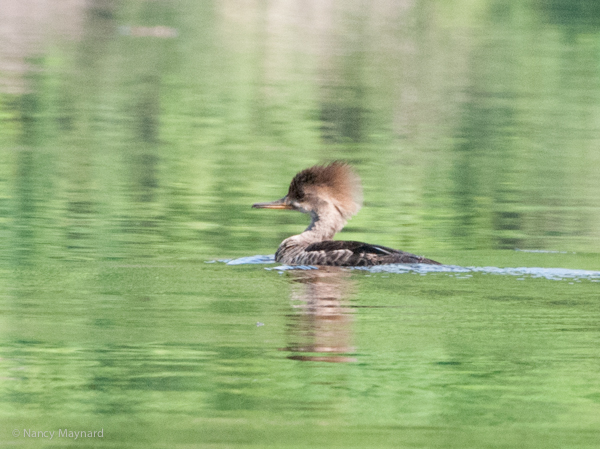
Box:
[275,209,348,264]
[284,212,346,247]
[281,210,346,248]
[301,210,346,243]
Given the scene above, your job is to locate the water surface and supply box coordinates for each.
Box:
[2,257,600,448]
[1,1,600,448]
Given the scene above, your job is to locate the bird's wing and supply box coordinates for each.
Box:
[302,240,438,266]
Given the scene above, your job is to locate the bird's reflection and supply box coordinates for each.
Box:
[282,267,356,363]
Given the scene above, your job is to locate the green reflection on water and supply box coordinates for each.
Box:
[1,0,600,447]
[1,261,600,448]
[1,0,600,263]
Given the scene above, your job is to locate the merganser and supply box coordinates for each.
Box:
[253,161,440,266]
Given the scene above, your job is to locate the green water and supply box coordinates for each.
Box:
[1,1,600,448]
[2,260,600,448]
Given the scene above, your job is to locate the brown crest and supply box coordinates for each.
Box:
[287,161,363,218]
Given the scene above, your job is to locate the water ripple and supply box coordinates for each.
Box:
[223,255,600,281]
[226,255,275,265]
[358,264,600,281]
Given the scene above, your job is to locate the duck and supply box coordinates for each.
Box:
[252,161,440,266]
